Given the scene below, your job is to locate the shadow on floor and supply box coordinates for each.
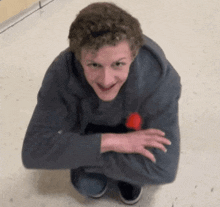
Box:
[34,169,160,206]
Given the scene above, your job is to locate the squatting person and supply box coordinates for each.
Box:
[22,2,181,205]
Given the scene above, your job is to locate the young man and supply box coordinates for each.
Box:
[22,2,181,205]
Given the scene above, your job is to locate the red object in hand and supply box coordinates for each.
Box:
[125,112,143,131]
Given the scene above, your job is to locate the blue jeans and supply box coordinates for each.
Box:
[71,167,108,197]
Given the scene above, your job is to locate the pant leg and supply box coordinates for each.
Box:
[70,167,108,197]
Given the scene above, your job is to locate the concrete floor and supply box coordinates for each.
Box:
[0,0,220,206]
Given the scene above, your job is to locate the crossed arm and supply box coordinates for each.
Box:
[101,128,171,163]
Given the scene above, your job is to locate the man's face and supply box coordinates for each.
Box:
[80,41,133,102]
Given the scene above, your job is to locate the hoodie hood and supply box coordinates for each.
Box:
[122,35,169,115]
[62,35,174,125]
[68,35,168,97]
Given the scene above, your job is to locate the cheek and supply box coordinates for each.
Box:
[118,69,130,82]
[84,68,98,82]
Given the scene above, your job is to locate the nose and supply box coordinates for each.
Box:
[98,67,115,88]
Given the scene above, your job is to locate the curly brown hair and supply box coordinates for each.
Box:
[68,2,144,60]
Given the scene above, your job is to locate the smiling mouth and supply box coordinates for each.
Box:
[97,83,116,91]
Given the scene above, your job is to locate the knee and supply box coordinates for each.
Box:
[70,169,107,196]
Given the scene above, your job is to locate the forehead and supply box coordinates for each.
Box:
[81,41,132,62]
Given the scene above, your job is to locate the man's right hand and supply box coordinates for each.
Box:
[101,129,171,163]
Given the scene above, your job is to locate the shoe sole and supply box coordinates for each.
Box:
[90,183,108,198]
[119,187,143,205]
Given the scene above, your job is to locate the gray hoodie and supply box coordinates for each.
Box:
[22,35,181,186]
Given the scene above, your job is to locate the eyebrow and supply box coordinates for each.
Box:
[86,57,127,64]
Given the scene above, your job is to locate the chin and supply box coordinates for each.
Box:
[99,95,116,102]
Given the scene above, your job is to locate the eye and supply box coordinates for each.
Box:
[114,62,126,67]
[92,63,99,67]
[88,63,101,68]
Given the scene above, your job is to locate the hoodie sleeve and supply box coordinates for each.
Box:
[101,63,181,186]
[21,58,104,169]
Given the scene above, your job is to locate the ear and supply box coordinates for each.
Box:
[132,48,140,60]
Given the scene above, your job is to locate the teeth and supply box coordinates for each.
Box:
[104,86,111,89]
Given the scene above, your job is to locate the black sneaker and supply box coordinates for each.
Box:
[117,181,143,205]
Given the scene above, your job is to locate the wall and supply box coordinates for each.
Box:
[0,0,53,33]
[0,0,39,23]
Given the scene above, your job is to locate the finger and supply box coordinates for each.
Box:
[143,134,171,145]
[144,128,165,136]
[154,136,172,145]
[138,148,156,163]
[144,141,167,153]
